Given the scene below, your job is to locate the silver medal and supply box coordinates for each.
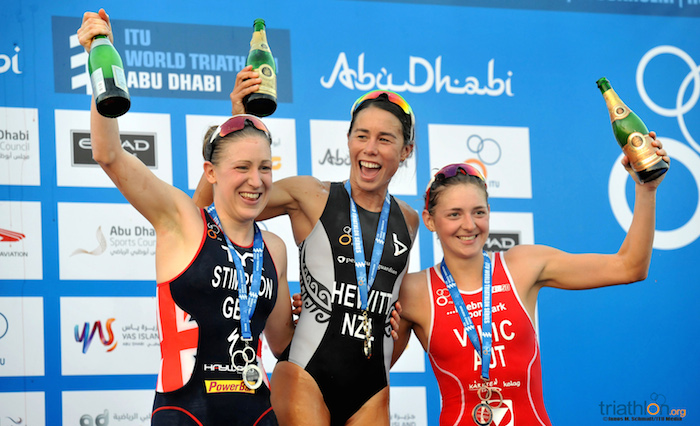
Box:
[242,363,263,390]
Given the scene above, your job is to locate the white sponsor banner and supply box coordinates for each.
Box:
[63,389,154,426]
[54,109,172,188]
[0,297,44,377]
[186,114,298,190]
[0,201,43,280]
[58,202,156,281]
[0,392,45,424]
[390,386,428,426]
[0,107,40,186]
[428,124,531,199]
[309,119,417,196]
[431,212,535,265]
[60,297,159,375]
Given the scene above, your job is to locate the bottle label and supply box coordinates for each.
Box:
[611,103,630,121]
[250,31,271,52]
[623,132,663,172]
[90,37,112,50]
[90,67,107,96]
[112,65,129,93]
[254,63,276,97]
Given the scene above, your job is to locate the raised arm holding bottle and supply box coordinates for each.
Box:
[78,10,294,426]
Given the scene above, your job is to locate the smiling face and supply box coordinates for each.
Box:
[205,132,272,224]
[423,182,490,260]
[347,106,413,203]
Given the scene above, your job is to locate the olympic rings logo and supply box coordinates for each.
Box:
[339,226,352,246]
[435,288,452,307]
[467,135,502,166]
[609,45,700,250]
[231,345,256,372]
[0,312,8,339]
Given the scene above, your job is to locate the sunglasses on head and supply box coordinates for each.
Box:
[350,90,416,141]
[425,163,487,210]
[205,114,272,161]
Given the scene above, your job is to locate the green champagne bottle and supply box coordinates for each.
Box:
[244,19,277,117]
[597,77,668,183]
[88,35,130,118]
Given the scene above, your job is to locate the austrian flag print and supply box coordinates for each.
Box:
[156,283,199,392]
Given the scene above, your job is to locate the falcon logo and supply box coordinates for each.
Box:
[71,226,107,256]
[0,228,25,242]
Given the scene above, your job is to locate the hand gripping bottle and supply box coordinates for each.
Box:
[597,77,668,183]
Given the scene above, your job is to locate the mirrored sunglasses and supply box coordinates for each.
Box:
[205,114,272,161]
[425,163,487,210]
[350,90,415,141]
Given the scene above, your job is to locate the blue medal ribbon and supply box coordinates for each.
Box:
[440,251,493,380]
[344,180,391,311]
[206,204,264,341]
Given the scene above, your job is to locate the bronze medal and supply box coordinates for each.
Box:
[472,402,493,425]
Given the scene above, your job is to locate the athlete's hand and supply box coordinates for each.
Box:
[230,65,261,115]
[390,301,402,341]
[77,8,113,52]
[291,293,302,324]
[621,131,669,188]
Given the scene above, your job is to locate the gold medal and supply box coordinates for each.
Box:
[362,310,372,358]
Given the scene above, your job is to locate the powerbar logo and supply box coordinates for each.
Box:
[52,15,292,101]
[71,131,157,167]
[204,379,254,394]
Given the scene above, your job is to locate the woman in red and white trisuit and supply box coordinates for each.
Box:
[394,143,668,425]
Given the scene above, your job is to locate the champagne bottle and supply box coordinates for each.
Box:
[88,35,130,118]
[244,19,277,117]
[597,77,668,183]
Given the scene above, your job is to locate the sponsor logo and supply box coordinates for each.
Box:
[71,225,156,257]
[599,392,687,420]
[52,16,292,101]
[80,410,109,426]
[0,130,30,161]
[429,124,531,199]
[0,45,22,75]
[609,45,700,250]
[204,379,254,394]
[485,233,520,251]
[0,228,25,242]
[71,226,107,257]
[74,319,117,353]
[71,131,157,167]
[0,227,30,260]
[321,52,513,97]
[0,312,8,339]
[393,233,408,256]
